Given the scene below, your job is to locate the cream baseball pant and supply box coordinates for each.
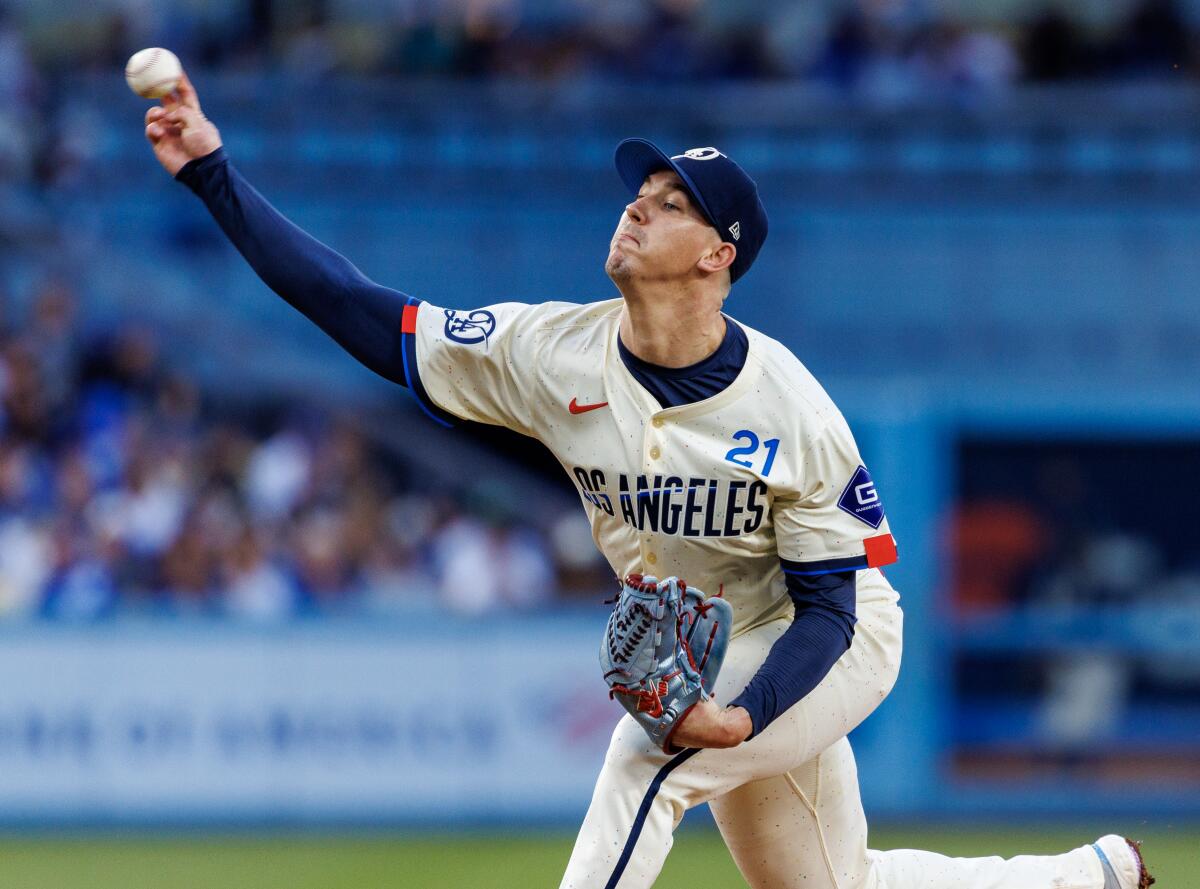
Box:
[561,570,1110,889]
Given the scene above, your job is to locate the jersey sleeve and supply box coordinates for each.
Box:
[400,299,545,435]
[773,415,898,576]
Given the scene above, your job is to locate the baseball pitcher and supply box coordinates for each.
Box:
[142,71,1153,889]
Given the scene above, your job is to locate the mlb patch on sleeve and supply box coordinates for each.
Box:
[837,466,886,529]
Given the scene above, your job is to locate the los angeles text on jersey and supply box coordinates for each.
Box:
[572,467,768,537]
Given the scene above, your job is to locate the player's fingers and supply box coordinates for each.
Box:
[160,82,182,111]
[162,107,202,130]
[145,106,167,125]
[175,70,201,112]
[147,116,183,139]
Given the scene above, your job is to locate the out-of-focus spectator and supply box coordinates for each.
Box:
[1,339,53,444]
[160,512,215,610]
[40,522,118,620]
[244,428,311,520]
[221,526,299,620]
[290,505,353,605]
[0,509,52,615]
[95,450,189,560]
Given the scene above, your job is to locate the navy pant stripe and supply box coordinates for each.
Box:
[604,747,701,889]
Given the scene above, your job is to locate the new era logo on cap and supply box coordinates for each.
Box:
[614,138,769,284]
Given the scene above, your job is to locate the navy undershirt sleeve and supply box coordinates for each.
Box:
[175,148,412,386]
[729,571,857,737]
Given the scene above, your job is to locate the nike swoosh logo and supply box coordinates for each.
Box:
[568,397,609,415]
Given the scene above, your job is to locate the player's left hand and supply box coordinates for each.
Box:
[670,700,752,750]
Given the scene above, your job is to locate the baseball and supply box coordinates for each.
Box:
[125,47,181,99]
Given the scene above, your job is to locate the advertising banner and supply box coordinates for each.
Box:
[0,618,624,823]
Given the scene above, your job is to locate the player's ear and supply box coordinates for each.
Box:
[698,242,736,276]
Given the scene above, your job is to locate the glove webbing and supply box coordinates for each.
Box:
[605,601,655,669]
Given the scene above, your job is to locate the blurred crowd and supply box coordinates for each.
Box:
[0,279,608,621]
[0,0,1196,190]
[3,0,1199,99]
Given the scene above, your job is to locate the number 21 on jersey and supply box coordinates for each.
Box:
[724,430,779,477]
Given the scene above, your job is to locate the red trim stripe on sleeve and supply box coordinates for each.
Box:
[401,303,419,334]
[864,534,898,568]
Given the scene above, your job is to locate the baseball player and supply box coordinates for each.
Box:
[143,72,1153,889]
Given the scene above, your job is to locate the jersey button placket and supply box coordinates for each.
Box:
[643,421,663,571]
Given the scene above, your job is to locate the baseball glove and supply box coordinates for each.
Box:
[600,574,733,753]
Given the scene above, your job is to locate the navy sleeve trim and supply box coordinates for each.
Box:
[400,298,456,429]
[781,533,899,576]
[781,554,868,576]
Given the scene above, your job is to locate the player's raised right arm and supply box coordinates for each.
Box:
[144,70,413,388]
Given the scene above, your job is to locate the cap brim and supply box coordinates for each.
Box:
[614,138,720,231]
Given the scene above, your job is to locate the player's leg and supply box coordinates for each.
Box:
[870,842,1130,889]
[557,715,694,889]
[713,736,1119,889]
[710,737,876,889]
[559,575,904,889]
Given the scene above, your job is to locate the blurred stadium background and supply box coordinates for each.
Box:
[1,0,1199,885]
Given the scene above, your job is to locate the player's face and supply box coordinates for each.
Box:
[606,171,725,287]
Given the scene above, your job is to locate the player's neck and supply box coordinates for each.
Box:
[618,292,726,369]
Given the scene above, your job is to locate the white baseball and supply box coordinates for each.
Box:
[125,47,182,99]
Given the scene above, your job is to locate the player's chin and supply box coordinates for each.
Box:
[605,251,633,282]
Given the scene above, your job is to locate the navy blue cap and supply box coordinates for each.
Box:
[614,139,768,284]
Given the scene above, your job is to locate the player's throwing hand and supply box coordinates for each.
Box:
[144,71,222,177]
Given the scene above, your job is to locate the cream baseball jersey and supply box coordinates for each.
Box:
[400,296,898,634]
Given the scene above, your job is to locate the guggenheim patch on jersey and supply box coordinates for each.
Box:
[400,297,898,635]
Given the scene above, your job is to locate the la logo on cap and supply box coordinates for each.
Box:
[729,221,741,240]
[678,147,723,161]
